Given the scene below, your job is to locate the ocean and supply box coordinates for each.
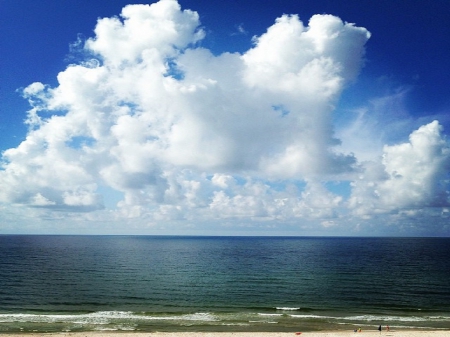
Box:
[0,235,449,333]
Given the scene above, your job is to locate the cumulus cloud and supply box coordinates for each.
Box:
[0,0,448,234]
[349,121,450,215]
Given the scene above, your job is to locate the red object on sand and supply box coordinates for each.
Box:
[295,333,302,335]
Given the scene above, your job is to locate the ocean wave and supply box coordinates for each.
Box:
[289,313,449,323]
[0,311,218,324]
[290,314,334,319]
[258,313,284,317]
[180,313,219,321]
[0,310,448,330]
[340,314,445,322]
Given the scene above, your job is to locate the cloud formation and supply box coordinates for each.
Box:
[350,121,450,214]
[1,0,449,234]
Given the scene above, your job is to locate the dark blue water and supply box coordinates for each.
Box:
[0,235,449,332]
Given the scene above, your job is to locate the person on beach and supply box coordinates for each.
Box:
[387,325,390,331]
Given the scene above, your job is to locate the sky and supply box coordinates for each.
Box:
[1,0,450,236]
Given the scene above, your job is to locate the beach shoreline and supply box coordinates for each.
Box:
[0,331,448,337]
[1,237,449,335]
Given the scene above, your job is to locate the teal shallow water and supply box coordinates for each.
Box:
[0,236,449,332]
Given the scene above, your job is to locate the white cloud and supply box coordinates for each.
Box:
[0,0,449,235]
[86,1,205,67]
[335,87,417,162]
[349,121,450,215]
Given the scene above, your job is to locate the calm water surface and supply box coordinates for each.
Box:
[0,235,449,332]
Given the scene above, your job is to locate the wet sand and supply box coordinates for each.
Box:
[0,330,448,337]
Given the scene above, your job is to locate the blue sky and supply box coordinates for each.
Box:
[1,0,449,236]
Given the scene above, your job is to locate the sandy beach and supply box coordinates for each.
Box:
[0,331,448,337]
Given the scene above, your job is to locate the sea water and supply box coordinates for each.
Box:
[0,235,449,332]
